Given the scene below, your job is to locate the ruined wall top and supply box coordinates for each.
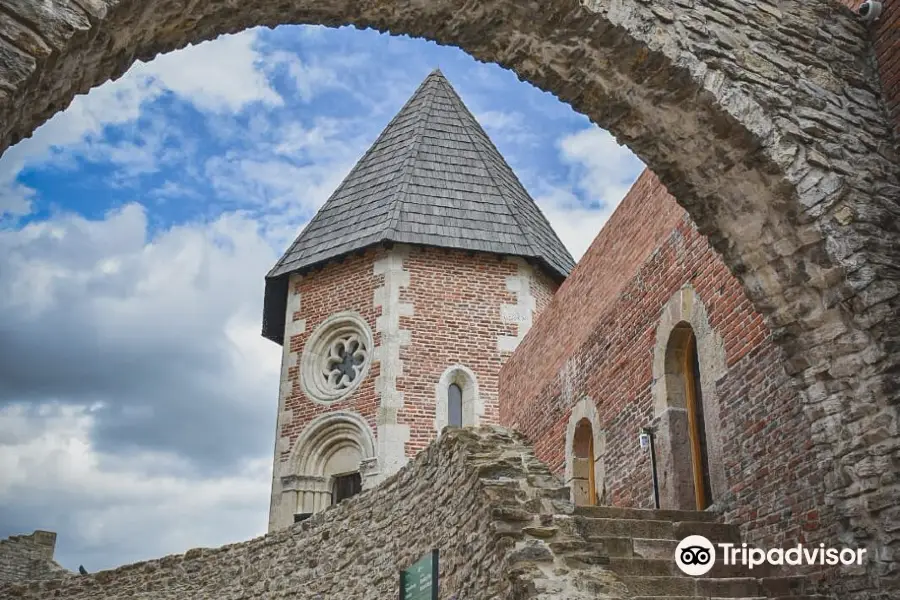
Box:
[0,530,70,584]
[0,426,627,600]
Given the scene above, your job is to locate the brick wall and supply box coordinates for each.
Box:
[0,531,68,583]
[276,248,383,458]
[716,342,835,551]
[873,0,900,134]
[500,171,685,431]
[499,170,832,552]
[269,243,558,528]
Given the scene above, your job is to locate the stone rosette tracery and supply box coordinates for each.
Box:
[300,312,373,404]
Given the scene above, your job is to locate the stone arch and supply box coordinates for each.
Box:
[565,396,605,506]
[435,364,483,432]
[1,0,898,584]
[650,285,727,511]
[280,411,377,520]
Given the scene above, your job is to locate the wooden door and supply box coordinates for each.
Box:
[684,333,711,510]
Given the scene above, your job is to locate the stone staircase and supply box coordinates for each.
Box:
[564,506,829,600]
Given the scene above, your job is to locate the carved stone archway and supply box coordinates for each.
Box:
[269,411,377,531]
[1,0,898,590]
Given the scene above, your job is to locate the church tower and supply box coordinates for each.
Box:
[262,69,574,531]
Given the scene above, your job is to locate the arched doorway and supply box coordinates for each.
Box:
[658,321,715,511]
[572,418,597,506]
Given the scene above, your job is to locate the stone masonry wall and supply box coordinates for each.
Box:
[1,427,626,600]
[0,531,69,584]
[500,171,833,554]
[839,0,900,136]
[269,244,558,530]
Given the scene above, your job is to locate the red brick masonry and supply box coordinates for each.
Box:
[499,170,833,554]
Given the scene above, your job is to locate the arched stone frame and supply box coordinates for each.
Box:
[434,365,483,432]
[565,396,606,506]
[1,0,898,584]
[279,411,377,522]
[650,284,727,511]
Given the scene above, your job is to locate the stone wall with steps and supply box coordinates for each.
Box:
[0,427,831,599]
[567,506,834,599]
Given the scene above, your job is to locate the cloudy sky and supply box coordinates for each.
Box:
[0,25,644,572]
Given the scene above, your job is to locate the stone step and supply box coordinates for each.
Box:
[607,557,755,579]
[622,575,697,597]
[672,521,742,545]
[629,597,826,600]
[574,505,721,523]
[623,576,764,598]
[577,516,741,544]
[586,535,677,559]
[697,578,764,598]
[630,597,766,600]
[576,516,675,539]
[758,576,815,597]
[629,595,827,600]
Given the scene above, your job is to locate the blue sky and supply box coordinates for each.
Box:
[0,25,644,572]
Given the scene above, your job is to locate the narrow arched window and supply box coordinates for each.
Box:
[448,383,463,427]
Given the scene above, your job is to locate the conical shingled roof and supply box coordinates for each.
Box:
[262,69,575,343]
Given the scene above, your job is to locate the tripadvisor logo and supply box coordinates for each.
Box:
[675,535,868,576]
[675,535,716,576]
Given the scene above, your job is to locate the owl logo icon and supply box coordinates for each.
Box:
[675,535,716,576]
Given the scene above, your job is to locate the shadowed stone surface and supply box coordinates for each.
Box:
[0,0,898,596]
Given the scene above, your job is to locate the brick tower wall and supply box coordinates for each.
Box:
[268,243,558,530]
[498,170,834,552]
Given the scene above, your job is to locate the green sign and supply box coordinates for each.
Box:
[399,549,438,600]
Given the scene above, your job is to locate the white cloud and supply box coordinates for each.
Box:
[268,51,344,102]
[131,31,282,114]
[0,203,282,457]
[474,110,537,147]
[0,205,283,571]
[0,402,270,570]
[0,29,282,219]
[558,127,643,202]
[532,127,644,260]
[538,188,622,262]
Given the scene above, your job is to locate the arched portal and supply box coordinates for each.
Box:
[652,286,727,512]
[666,323,713,510]
[1,0,898,585]
[572,418,597,506]
[566,397,605,506]
[273,411,377,528]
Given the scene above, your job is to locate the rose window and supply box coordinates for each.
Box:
[324,334,368,390]
[301,313,373,403]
